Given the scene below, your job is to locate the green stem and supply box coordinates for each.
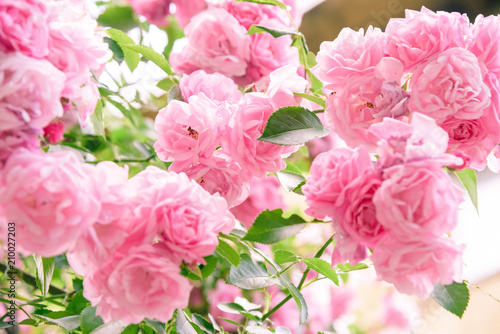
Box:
[0,263,67,296]
[261,235,335,321]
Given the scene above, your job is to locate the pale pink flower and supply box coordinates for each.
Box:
[313,26,386,90]
[154,94,229,169]
[0,0,50,57]
[83,244,192,324]
[303,146,375,220]
[125,0,170,27]
[0,128,41,168]
[222,0,292,30]
[0,53,64,132]
[179,70,242,104]
[0,150,100,257]
[409,47,490,122]
[487,146,500,173]
[208,280,243,332]
[230,175,285,228]
[170,153,249,208]
[266,64,308,110]
[172,0,207,28]
[385,7,471,71]
[170,8,250,78]
[373,163,463,239]
[372,236,463,299]
[331,232,369,265]
[468,14,500,77]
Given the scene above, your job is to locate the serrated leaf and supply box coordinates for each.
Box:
[336,263,369,272]
[216,239,240,267]
[455,169,478,213]
[432,281,470,318]
[274,249,299,264]
[293,93,326,108]
[258,106,330,145]
[201,255,219,279]
[217,302,246,314]
[243,209,306,244]
[176,310,204,334]
[292,180,305,195]
[18,319,38,326]
[98,4,137,31]
[33,255,55,299]
[90,321,128,334]
[104,37,125,63]
[227,254,279,290]
[303,258,339,286]
[157,77,176,91]
[122,324,140,334]
[106,28,140,72]
[145,319,166,334]
[191,314,214,333]
[235,0,286,9]
[306,69,323,93]
[281,277,308,324]
[80,306,104,334]
[120,44,172,75]
[35,314,80,332]
[66,290,89,315]
[276,171,305,192]
[247,25,299,38]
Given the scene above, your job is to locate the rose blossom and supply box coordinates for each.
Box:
[208,279,243,332]
[222,0,292,30]
[0,127,41,168]
[266,64,308,110]
[0,0,50,57]
[303,146,375,220]
[385,7,471,71]
[169,153,249,208]
[409,47,491,122]
[179,70,242,104]
[172,0,207,28]
[43,121,64,144]
[230,175,286,228]
[468,14,500,77]
[372,236,463,299]
[125,0,170,27]
[220,93,296,178]
[313,26,386,90]
[0,150,100,257]
[84,244,192,324]
[487,146,500,173]
[154,94,229,169]
[0,53,65,132]
[170,8,250,78]
[373,162,463,239]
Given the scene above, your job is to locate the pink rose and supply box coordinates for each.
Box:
[372,236,463,299]
[487,146,500,173]
[373,163,463,239]
[208,280,243,332]
[125,0,170,27]
[469,15,500,77]
[0,0,50,57]
[221,93,296,178]
[172,0,207,28]
[313,26,386,90]
[170,8,250,79]
[129,167,234,264]
[43,121,64,144]
[83,244,192,324]
[331,231,369,265]
[222,0,292,30]
[0,127,41,168]
[179,70,242,104]
[230,175,285,228]
[385,7,471,71]
[154,94,229,168]
[303,146,375,219]
[169,153,249,208]
[0,150,100,257]
[266,64,308,110]
[409,47,490,122]
[0,53,64,132]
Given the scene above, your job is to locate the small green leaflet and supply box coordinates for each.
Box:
[97,4,137,31]
[258,106,330,145]
[157,77,177,91]
[35,314,80,332]
[227,254,279,290]
[274,249,300,264]
[176,310,204,334]
[302,258,339,286]
[247,25,299,38]
[106,29,140,72]
[454,169,478,213]
[243,209,306,244]
[33,255,55,299]
[235,0,287,10]
[119,44,173,75]
[215,239,240,267]
[293,93,326,108]
[80,306,104,334]
[276,171,305,192]
[336,263,369,272]
[281,277,308,324]
[432,281,470,318]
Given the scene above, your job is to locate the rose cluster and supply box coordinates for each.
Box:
[0,149,234,324]
[303,113,465,298]
[314,7,500,170]
[0,0,110,167]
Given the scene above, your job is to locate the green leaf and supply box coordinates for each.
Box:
[235,0,287,9]
[247,25,299,38]
[80,306,104,334]
[106,28,140,72]
[33,255,55,299]
[66,290,89,315]
[35,314,80,332]
[157,77,176,91]
[276,171,305,192]
[291,180,305,196]
[216,239,240,267]
[281,277,308,324]
[258,106,330,145]
[90,99,105,138]
[201,255,219,279]
[168,85,184,103]
[145,319,166,334]
[293,93,326,108]
[120,44,172,75]
[217,302,246,314]
[191,314,214,333]
[306,52,318,68]
[303,258,339,286]
[306,69,323,93]
[431,281,470,318]
[18,319,38,326]
[227,254,279,290]
[336,263,369,272]
[163,15,185,59]
[243,209,306,244]
[455,169,478,213]
[104,37,125,63]
[90,321,128,334]
[122,324,140,334]
[98,4,137,31]
[274,249,300,265]
[176,310,205,334]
